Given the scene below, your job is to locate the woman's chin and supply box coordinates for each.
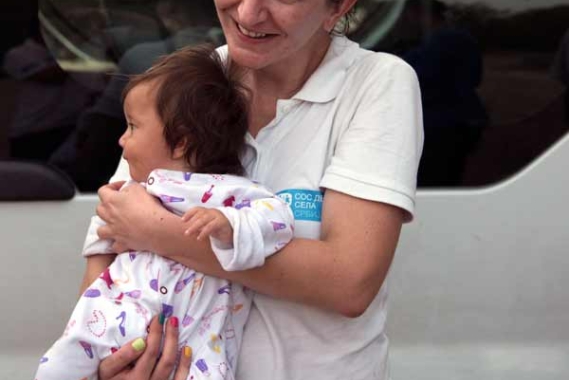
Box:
[228,45,276,70]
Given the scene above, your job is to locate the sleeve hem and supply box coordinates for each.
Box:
[320,171,416,223]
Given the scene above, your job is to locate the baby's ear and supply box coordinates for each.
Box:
[172,137,187,160]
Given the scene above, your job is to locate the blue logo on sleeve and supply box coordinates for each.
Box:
[276,189,323,222]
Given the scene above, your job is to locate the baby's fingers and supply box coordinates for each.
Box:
[184,213,214,237]
[181,207,205,222]
[196,218,223,241]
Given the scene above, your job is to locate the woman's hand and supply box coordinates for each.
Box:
[99,315,192,380]
[96,181,164,252]
[96,181,227,277]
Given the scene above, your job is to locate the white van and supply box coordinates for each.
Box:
[1,0,568,379]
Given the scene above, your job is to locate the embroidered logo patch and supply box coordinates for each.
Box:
[277,189,323,222]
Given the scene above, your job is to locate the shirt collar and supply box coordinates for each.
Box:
[291,36,361,104]
[217,36,361,104]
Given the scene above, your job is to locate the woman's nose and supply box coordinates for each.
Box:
[237,0,268,26]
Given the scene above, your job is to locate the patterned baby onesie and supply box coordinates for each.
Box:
[34,169,294,380]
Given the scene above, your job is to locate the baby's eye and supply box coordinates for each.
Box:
[127,122,136,132]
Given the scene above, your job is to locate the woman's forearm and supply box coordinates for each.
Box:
[225,238,382,317]
[152,192,402,317]
[166,235,389,317]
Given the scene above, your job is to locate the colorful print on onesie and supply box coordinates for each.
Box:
[34,169,294,380]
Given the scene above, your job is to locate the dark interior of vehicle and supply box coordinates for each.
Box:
[1,0,568,199]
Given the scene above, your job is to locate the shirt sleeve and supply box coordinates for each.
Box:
[210,187,295,271]
[320,54,424,222]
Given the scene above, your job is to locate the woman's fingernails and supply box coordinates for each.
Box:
[132,338,146,352]
[170,316,179,328]
[184,346,192,358]
[159,313,165,325]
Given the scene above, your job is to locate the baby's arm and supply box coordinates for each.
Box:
[79,254,116,295]
[182,187,295,272]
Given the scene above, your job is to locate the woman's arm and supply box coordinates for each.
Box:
[97,183,403,317]
[228,189,404,318]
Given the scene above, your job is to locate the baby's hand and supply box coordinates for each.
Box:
[182,207,233,246]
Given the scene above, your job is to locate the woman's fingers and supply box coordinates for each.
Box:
[111,241,129,253]
[108,181,127,191]
[98,336,147,380]
[97,181,124,203]
[131,316,163,378]
[98,315,190,380]
[151,317,180,380]
[97,223,113,240]
[173,346,192,380]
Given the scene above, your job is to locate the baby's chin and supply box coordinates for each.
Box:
[129,171,150,183]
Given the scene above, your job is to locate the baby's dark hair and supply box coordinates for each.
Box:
[122,44,249,175]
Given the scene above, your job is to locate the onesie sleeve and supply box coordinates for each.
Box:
[210,186,294,272]
[81,180,137,257]
[81,216,114,257]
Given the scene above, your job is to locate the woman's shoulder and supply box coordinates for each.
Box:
[348,46,417,83]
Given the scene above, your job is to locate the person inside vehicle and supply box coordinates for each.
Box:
[395,0,488,187]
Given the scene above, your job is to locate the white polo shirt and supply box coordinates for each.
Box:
[222,37,423,380]
[110,36,423,380]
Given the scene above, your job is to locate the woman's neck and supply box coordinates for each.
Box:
[243,36,332,137]
[250,37,332,100]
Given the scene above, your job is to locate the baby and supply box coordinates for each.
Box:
[34,44,294,380]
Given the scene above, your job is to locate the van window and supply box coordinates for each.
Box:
[352,0,569,187]
[0,0,567,194]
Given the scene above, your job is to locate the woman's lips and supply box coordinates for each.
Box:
[234,20,277,42]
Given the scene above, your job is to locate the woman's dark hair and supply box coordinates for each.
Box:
[122,44,249,175]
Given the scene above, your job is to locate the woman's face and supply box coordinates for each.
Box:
[214,0,345,70]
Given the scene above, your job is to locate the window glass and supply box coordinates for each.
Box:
[351,0,569,187]
[0,0,567,192]
[0,0,222,192]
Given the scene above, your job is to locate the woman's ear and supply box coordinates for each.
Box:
[324,0,358,33]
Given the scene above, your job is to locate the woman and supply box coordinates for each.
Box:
[93,0,424,379]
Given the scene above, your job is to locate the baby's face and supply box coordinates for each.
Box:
[119,82,187,182]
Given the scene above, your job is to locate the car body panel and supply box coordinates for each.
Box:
[2,134,568,379]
